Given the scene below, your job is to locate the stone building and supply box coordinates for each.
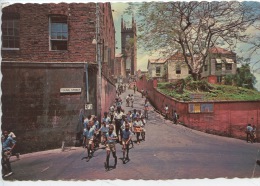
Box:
[121,16,137,77]
[1,3,116,153]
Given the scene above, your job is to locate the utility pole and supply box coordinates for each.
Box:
[96,3,102,121]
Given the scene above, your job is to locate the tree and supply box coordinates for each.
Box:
[126,2,260,80]
[235,64,257,89]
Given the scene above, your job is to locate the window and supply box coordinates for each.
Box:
[216,64,222,71]
[50,16,68,50]
[176,64,181,74]
[217,76,222,83]
[2,17,20,49]
[204,65,208,71]
[225,64,232,70]
[156,66,161,76]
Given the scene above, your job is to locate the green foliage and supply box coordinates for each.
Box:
[235,64,257,89]
[224,74,235,85]
[157,81,260,101]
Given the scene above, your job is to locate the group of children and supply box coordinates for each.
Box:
[81,93,147,170]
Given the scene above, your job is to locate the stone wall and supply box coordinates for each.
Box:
[1,62,97,153]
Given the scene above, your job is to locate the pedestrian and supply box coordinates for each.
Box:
[138,110,144,119]
[109,105,115,123]
[104,125,118,170]
[130,94,134,108]
[140,115,147,126]
[115,98,122,109]
[83,115,92,132]
[126,94,130,107]
[114,106,124,143]
[93,116,100,148]
[252,125,257,143]
[141,88,144,98]
[133,117,144,144]
[144,100,149,119]
[132,109,139,120]
[102,112,111,128]
[121,123,132,164]
[126,111,133,123]
[246,124,253,143]
[7,131,20,159]
[98,122,109,145]
[83,121,95,159]
[133,84,136,94]
[164,104,169,120]
[173,110,179,124]
[2,130,16,178]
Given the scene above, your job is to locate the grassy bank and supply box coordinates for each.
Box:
[157,81,260,101]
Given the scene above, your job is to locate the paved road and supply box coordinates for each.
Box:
[4,88,260,180]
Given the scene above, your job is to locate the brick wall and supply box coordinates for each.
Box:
[2,3,115,66]
[101,75,116,115]
[2,3,98,62]
[137,76,260,142]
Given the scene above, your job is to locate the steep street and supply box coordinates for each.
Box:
[5,87,260,180]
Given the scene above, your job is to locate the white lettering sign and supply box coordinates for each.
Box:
[85,104,93,110]
[60,88,81,93]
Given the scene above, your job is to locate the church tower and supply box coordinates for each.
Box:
[121,15,137,77]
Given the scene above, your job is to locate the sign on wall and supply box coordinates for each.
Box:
[189,103,214,113]
[85,104,93,110]
[60,88,81,93]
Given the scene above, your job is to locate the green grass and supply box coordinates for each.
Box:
[157,82,260,101]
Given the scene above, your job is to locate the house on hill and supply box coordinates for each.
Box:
[201,47,237,84]
[147,58,168,82]
[147,47,237,84]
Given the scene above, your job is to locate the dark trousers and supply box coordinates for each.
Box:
[246,132,253,142]
[2,151,12,175]
[115,119,122,142]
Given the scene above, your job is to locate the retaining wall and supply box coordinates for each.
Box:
[136,76,260,141]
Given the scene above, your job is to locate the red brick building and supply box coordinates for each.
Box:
[1,3,116,153]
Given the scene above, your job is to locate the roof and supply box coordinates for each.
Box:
[115,53,123,58]
[148,58,167,64]
[168,51,188,60]
[209,47,235,55]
